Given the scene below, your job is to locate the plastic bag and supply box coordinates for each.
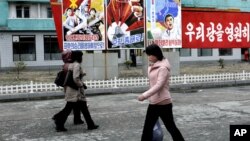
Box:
[152,119,164,141]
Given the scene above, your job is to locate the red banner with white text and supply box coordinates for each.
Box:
[182,11,250,48]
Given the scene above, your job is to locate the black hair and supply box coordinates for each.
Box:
[71,50,83,63]
[74,8,80,12]
[65,8,72,12]
[164,14,174,22]
[90,8,96,13]
[145,44,164,61]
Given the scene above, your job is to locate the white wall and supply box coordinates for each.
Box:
[8,4,15,18]
[40,4,51,18]
[83,53,118,80]
[180,49,241,62]
[0,33,14,68]
[29,4,38,18]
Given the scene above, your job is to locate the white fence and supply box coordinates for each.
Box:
[1,71,250,94]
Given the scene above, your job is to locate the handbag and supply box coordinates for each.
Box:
[152,119,164,141]
[83,83,87,89]
[64,70,79,90]
[54,70,65,87]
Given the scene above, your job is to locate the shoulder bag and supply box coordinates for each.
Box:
[64,70,79,90]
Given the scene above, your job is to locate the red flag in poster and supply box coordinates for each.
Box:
[62,0,86,12]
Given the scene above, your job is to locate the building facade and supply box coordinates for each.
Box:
[0,0,61,69]
[0,0,250,69]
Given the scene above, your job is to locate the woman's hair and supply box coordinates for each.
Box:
[71,50,83,63]
[145,44,164,61]
[64,8,72,17]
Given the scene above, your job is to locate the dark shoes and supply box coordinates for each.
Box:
[52,116,67,132]
[88,125,99,130]
[56,126,68,132]
[74,120,84,125]
[52,116,98,131]
[52,116,56,121]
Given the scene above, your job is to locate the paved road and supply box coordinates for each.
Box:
[0,86,250,141]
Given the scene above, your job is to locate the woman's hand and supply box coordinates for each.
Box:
[79,87,84,94]
[137,95,145,101]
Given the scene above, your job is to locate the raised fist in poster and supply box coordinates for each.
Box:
[129,0,143,18]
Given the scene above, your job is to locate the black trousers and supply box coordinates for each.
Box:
[73,105,82,123]
[77,101,95,127]
[53,101,95,128]
[141,103,185,141]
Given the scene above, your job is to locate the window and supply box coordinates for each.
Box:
[13,36,36,61]
[44,35,61,60]
[16,6,22,18]
[24,6,30,18]
[47,7,52,18]
[219,49,232,56]
[198,49,212,56]
[16,6,30,18]
[179,49,191,57]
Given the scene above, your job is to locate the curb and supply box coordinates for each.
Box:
[1,80,250,102]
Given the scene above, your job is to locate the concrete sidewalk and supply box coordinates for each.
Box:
[0,85,250,141]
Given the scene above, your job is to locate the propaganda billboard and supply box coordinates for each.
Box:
[146,0,182,48]
[106,0,145,49]
[62,0,105,50]
[182,11,250,48]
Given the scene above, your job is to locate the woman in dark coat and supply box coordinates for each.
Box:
[53,50,99,132]
[61,50,84,125]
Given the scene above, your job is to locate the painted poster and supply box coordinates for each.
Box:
[106,0,145,49]
[146,0,182,48]
[62,0,105,50]
[182,11,250,48]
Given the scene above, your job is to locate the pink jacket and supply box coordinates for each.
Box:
[142,58,171,104]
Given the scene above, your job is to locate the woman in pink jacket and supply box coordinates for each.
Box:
[137,44,184,141]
